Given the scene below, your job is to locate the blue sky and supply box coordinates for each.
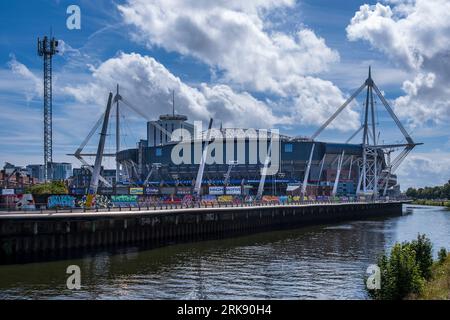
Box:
[0,0,449,189]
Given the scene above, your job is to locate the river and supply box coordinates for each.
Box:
[0,204,449,300]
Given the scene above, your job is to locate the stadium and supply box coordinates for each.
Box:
[116,112,397,198]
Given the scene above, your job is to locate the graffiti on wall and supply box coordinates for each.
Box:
[217,195,242,204]
[138,196,159,207]
[15,194,36,210]
[1,194,36,210]
[217,195,233,203]
[77,195,111,208]
[182,195,193,207]
[261,196,280,204]
[244,195,255,203]
[161,195,182,204]
[279,196,289,204]
[110,195,138,207]
[48,195,76,208]
[201,195,217,205]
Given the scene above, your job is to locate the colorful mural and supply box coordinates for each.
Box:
[279,196,289,204]
[201,195,217,206]
[77,195,112,208]
[15,194,36,210]
[138,196,160,207]
[161,195,182,204]
[182,195,193,207]
[261,196,280,204]
[47,195,76,209]
[110,195,138,207]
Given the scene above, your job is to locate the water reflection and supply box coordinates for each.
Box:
[0,205,448,300]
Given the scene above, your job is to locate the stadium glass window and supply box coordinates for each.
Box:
[156,148,162,157]
[285,144,293,153]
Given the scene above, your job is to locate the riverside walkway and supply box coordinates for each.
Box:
[0,199,408,219]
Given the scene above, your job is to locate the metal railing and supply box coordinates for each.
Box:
[0,198,405,215]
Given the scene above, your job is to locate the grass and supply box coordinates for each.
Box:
[409,255,450,300]
[412,199,450,208]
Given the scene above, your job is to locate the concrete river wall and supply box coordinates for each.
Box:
[0,201,404,264]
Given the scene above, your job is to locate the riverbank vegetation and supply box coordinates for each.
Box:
[367,234,449,300]
[412,199,450,207]
[406,180,450,201]
[410,248,450,300]
[406,180,450,207]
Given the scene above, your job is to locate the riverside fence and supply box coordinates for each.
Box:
[0,193,402,214]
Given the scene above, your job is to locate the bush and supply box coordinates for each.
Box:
[438,248,448,264]
[371,243,425,300]
[367,234,434,300]
[408,234,433,280]
[26,181,68,195]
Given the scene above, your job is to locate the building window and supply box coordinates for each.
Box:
[156,148,162,157]
[285,144,293,153]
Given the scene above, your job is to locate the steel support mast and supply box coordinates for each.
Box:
[89,93,113,196]
[37,36,58,181]
[115,84,121,185]
[310,67,422,198]
[193,119,214,197]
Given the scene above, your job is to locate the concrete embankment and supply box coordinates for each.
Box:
[0,201,404,264]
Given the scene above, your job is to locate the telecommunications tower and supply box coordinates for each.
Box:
[37,36,59,181]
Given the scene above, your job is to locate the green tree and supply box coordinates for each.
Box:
[407,181,450,200]
[438,248,448,264]
[26,181,68,195]
[387,244,424,299]
[408,234,433,280]
[368,241,426,300]
[406,187,417,198]
[442,181,450,199]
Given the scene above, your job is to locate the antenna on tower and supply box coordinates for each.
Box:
[37,34,59,181]
[172,89,175,116]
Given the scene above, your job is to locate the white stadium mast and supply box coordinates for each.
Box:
[311,67,422,198]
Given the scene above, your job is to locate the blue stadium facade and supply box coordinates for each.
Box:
[116,114,396,196]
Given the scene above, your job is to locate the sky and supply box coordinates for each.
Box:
[0,0,449,189]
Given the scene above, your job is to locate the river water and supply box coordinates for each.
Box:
[0,204,449,300]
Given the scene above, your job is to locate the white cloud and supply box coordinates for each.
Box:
[285,76,360,132]
[347,3,421,70]
[118,0,339,95]
[5,51,359,162]
[58,40,82,57]
[7,56,42,100]
[397,152,450,189]
[346,0,450,127]
[63,52,282,129]
[116,0,362,131]
[63,52,361,132]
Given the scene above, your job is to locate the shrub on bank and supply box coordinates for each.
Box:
[438,248,448,264]
[408,234,433,280]
[412,250,450,300]
[412,199,450,207]
[367,234,433,300]
[368,242,424,300]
